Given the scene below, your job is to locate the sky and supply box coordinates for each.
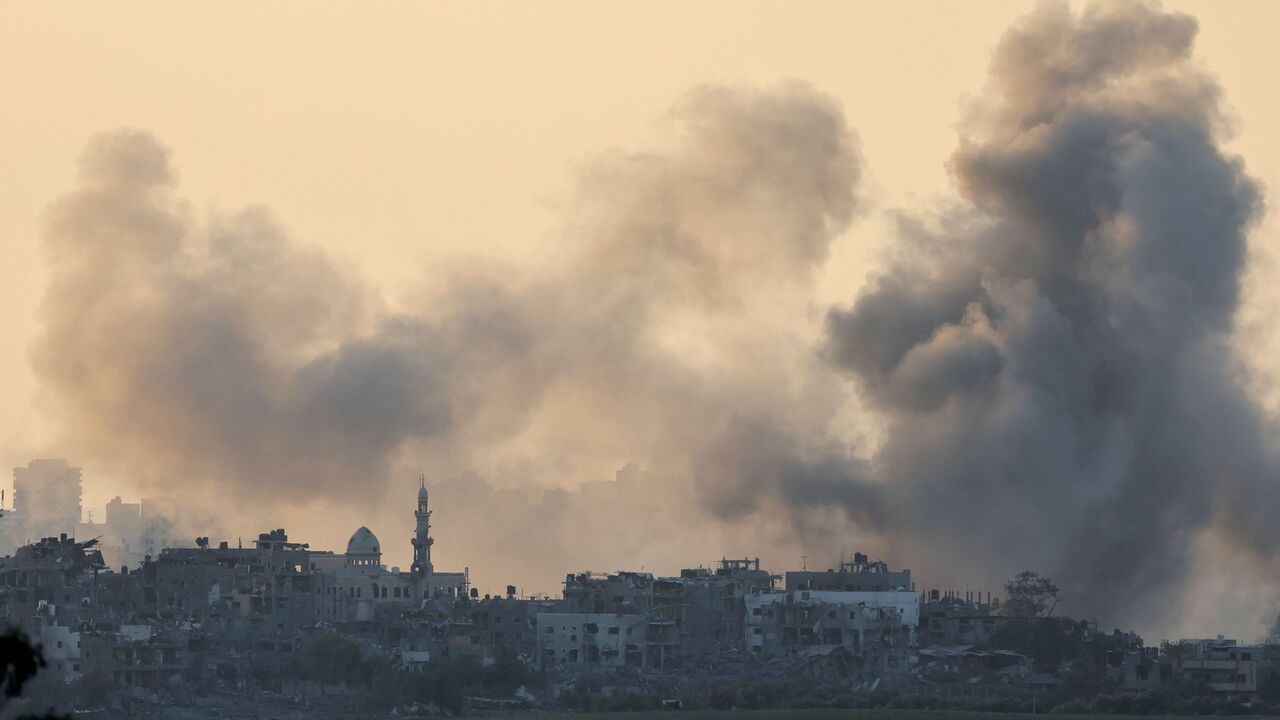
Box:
[1,1,1278,640]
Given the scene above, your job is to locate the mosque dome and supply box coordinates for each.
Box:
[346,526,381,557]
[418,484,429,501]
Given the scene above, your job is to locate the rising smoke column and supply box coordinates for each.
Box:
[826,0,1267,626]
[32,84,873,556]
[32,130,452,500]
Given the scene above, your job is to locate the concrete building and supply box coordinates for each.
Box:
[744,556,917,678]
[12,459,83,542]
[1174,638,1263,702]
[104,496,143,569]
[537,612,649,669]
[448,595,562,661]
[39,624,83,682]
[314,480,470,623]
[1106,647,1169,692]
[785,553,912,593]
[745,590,914,676]
[563,571,654,614]
[149,530,335,633]
[919,594,1009,646]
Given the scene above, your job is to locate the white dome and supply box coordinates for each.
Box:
[346,526,381,556]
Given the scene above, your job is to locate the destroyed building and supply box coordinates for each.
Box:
[4,461,1278,715]
[919,591,1009,646]
[1107,637,1268,703]
[785,552,913,592]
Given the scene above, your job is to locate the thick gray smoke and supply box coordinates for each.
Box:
[34,84,871,564]
[35,131,447,500]
[33,1,1275,631]
[826,0,1268,626]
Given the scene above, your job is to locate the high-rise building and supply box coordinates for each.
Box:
[104,496,143,568]
[12,459,83,541]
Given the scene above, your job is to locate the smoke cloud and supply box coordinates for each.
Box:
[826,0,1269,627]
[34,83,872,573]
[31,0,1276,633]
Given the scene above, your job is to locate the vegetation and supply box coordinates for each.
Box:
[301,630,368,690]
[1002,570,1061,618]
[0,628,70,720]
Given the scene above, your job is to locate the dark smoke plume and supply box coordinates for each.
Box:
[32,1,1275,633]
[826,0,1267,627]
[33,84,871,560]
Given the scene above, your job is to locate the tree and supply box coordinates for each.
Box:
[1160,639,1189,661]
[484,645,529,691]
[303,631,365,692]
[0,630,43,700]
[0,628,70,720]
[1003,570,1060,618]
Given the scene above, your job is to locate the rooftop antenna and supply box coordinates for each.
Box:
[801,555,808,571]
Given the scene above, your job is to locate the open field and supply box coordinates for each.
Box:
[493,711,1280,720]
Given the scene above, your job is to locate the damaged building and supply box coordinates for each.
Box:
[3,461,1276,715]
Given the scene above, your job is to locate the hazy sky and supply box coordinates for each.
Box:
[2,1,1278,637]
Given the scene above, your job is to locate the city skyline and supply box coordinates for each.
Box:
[2,0,1279,646]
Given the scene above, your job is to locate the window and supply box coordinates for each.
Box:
[545,627,554,634]
[1242,653,1253,661]
[607,627,620,635]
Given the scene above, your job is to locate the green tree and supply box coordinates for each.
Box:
[1160,639,1189,661]
[484,645,529,691]
[1002,570,1060,617]
[303,631,365,692]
